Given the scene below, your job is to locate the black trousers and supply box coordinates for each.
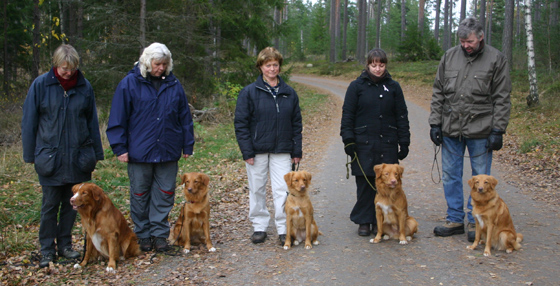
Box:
[350,175,377,225]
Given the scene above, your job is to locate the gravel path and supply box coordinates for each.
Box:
[137,75,559,286]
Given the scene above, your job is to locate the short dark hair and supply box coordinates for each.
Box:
[457,17,484,39]
[365,48,388,68]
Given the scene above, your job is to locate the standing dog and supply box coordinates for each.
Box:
[466,174,523,256]
[283,171,321,250]
[171,172,216,254]
[70,183,141,273]
[371,163,418,245]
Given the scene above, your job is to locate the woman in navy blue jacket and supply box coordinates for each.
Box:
[106,43,194,252]
[22,44,104,267]
[234,47,302,245]
[340,48,410,237]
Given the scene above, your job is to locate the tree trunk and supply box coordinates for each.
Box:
[443,0,450,50]
[140,0,146,47]
[516,0,521,44]
[3,0,9,98]
[418,0,426,36]
[524,0,539,106]
[376,0,382,47]
[479,0,486,35]
[58,0,66,43]
[342,0,348,59]
[460,0,466,22]
[486,0,493,46]
[434,0,441,44]
[502,0,514,70]
[274,7,281,49]
[356,0,367,64]
[400,0,406,42]
[329,0,340,62]
[32,0,41,81]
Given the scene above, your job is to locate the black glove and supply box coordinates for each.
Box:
[343,140,356,158]
[486,129,504,151]
[398,144,409,160]
[430,125,443,146]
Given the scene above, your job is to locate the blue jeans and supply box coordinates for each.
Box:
[442,137,492,224]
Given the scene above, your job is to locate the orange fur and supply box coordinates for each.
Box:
[371,164,418,244]
[466,175,523,256]
[70,183,140,273]
[171,172,215,254]
[283,171,321,250]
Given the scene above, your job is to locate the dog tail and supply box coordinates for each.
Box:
[318,231,324,236]
[516,233,523,243]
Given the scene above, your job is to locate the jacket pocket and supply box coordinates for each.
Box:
[443,71,459,94]
[75,139,97,173]
[472,71,492,95]
[441,104,458,135]
[466,106,493,136]
[354,125,368,144]
[34,147,58,177]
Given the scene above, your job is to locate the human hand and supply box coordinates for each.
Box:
[398,144,409,160]
[486,130,504,151]
[430,125,443,146]
[117,152,129,163]
[183,154,190,159]
[292,157,301,164]
[245,158,254,165]
[344,142,356,158]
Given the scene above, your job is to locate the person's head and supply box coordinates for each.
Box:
[457,17,484,54]
[138,42,173,78]
[365,48,388,77]
[256,47,283,80]
[52,44,80,80]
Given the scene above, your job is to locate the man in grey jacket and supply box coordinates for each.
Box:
[428,17,511,242]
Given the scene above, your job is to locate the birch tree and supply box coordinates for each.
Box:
[524,0,539,106]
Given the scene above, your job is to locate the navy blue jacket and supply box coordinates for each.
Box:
[234,75,302,160]
[22,68,104,186]
[106,65,194,163]
[340,71,410,176]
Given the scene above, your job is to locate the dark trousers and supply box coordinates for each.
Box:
[350,176,377,225]
[39,184,77,255]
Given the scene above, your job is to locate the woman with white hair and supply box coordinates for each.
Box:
[107,42,194,252]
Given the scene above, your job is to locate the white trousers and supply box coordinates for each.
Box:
[246,153,291,234]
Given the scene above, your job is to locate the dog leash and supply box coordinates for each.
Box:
[344,143,377,191]
[431,142,490,184]
[291,162,299,171]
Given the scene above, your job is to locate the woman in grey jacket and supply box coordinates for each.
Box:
[234,47,302,245]
[21,44,104,267]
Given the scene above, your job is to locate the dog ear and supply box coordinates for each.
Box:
[397,165,404,178]
[284,171,293,185]
[181,173,189,185]
[303,171,312,182]
[488,175,498,189]
[199,173,210,186]
[374,164,383,178]
[91,184,104,201]
[72,184,80,194]
[468,177,475,189]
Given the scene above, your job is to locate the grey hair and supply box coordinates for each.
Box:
[52,44,80,69]
[137,42,173,78]
[457,17,484,40]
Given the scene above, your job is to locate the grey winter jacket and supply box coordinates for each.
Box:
[429,42,511,138]
[234,75,303,161]
[22,68,104,186]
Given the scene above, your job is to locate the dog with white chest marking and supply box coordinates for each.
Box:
[466,174,523,256]
[283,171,321,250]
[371,163,418,245]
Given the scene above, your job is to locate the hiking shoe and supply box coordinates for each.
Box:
[60,247,80,259]
[251,231,267,244]
[467,222,476,242]
[39,253,55,268]
[434,221,465,237]
[139,237,153,252]
[154,237,170,252]
[358,224,371,236]
[279,234,287,246]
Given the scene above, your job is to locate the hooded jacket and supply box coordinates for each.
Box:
[340,70,410,176]
[22,68,104,186]
[234,75,303,160]
[106,65,194,163]
[429,42,511,138]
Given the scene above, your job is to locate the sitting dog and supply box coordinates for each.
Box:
[70,183,141,273]
[171,172,216,254]
[371,163,418,245]
[466,174,523,256]
[283,170,321,250]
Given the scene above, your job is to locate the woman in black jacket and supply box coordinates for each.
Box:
[340,48,410,236]
[234,47,303,245]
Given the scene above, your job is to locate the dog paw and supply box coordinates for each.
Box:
[305,245,312,250]
[370,238,381,244]
[506,249,513,254]
[183,249,191,254]
[293,240,300,246]
[283,245,290,250]
[382,235,390,240]
[405,236,412,241]
[208,247,216,252]
[483,251,491,257]
[399,240,408,245]
[73,264,82,269]
[106,267,116,273]
[466,245,474,250]
[313,241,319,245]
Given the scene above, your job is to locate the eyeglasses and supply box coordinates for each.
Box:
[59,66,77,73]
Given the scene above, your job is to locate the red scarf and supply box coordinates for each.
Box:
[54,67,78,91]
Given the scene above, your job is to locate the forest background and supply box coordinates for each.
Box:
[0,0,559,283]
